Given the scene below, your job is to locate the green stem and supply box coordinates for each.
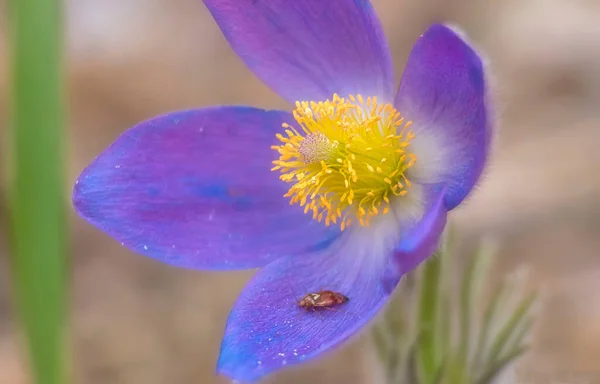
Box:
[417,252,442,384]
[8,0,67,383]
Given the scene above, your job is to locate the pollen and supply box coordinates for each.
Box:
[271,94,417,231]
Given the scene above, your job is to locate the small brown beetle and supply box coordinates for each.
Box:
[297,289,349,310]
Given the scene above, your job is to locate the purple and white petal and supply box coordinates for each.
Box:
[203,0,395,103]
[217,186,447,382]
[73,107,340,270]
[385,184,447,291]
[395,24,492,210]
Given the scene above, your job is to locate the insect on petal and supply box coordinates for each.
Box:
[217,186,448,382]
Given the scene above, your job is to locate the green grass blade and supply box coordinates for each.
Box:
[476,345,528,384]
[445,239,494,384]
[473,279,506,371]
[372,324,390,363]
[465,242,495,360]
[436,228,454,360]
[504,317,534,356]
[386,292,409,341]
[8,0,67,383]
[406,333,424,384]
[485,292,536,367]
[451,253,477,383]
[417,252,442,383]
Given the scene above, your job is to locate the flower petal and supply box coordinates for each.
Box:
[384,184,448,292]
[217,187,447,382]
[395,24,492,210]
[203,0,394,103]
[73,107,340,270]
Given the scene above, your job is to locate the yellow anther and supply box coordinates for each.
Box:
[271,93,417,230]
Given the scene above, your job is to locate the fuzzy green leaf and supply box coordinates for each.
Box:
[371,225,536,384]
[417,252,442,383]
[476,346,528,384]
[486,292,536,366]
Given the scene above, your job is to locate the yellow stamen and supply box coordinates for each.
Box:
[271,93,417,230]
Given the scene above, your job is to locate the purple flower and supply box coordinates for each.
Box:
[73,0,492,382]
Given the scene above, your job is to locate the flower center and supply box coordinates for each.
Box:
[271,94,416,231]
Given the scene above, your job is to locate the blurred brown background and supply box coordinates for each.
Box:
[1,0,600,383]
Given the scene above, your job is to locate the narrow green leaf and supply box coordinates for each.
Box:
[371,225,536,384]
[372,325,390,363]
[459,256,475,349]
[492,308,533,364]
[460,242,495,357]
[486,292,536,366]
[446,240,495,384]
[446,352,469,384]
[387,347,402,383]
[455,253,477,383]
[465,242,495,372]
[431,356,448,384]
[406,335,423,384]
[8,0,67,384]
[385,293,408,341]
[417,252,442,383]
[437,284,452,360]
[437,230,454,362]
[476,346,528,384]
[473,279,506,370]
[504,317,534,356]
